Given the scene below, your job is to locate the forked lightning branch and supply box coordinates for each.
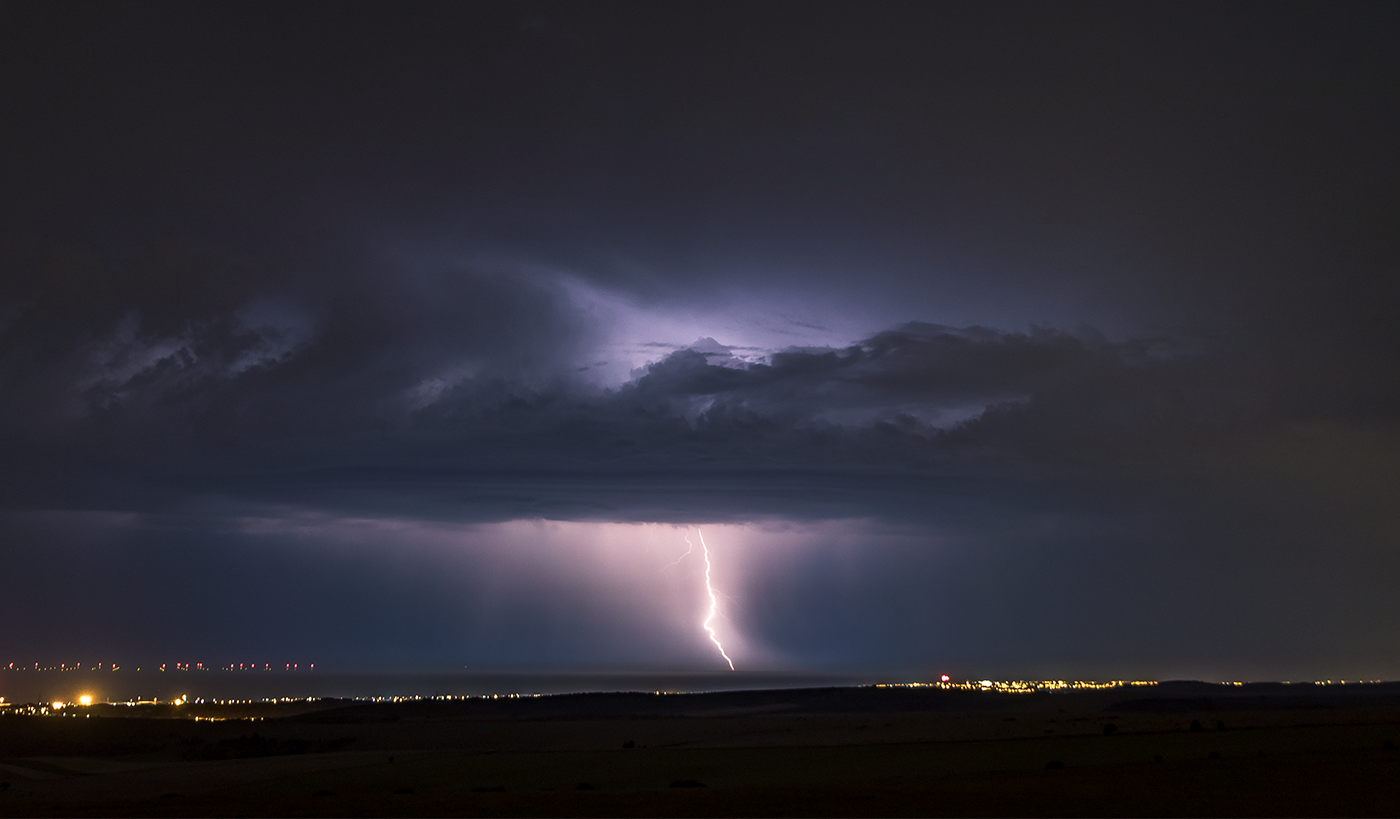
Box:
[675,529,736,671]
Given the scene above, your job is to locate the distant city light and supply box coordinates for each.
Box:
[0,659,316,674]
[877,679,1162,693]
[78,695,92,706]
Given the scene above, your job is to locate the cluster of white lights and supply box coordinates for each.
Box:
[877,679,1160,693]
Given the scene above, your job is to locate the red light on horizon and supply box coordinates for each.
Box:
[940,674,951,682]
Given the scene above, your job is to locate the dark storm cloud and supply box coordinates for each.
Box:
[2,3,1399,675]
[6,240,1393,675]
[4,2,1398,337]
[3,238,1394,530]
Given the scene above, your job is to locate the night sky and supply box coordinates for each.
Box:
[3,2,1399,681]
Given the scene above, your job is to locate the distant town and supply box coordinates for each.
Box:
[2,676,1392,716]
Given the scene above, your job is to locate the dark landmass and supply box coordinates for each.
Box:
[1,682,1398,816]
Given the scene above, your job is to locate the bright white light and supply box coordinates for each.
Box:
[78,695,92,706]
[698,529,735,671]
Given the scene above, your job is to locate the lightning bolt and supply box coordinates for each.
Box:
[698,528,736,671]
[661,532,693,570]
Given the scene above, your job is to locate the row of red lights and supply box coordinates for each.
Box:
[5,662,314,671]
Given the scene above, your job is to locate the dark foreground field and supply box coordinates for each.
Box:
[1,682,1399,817]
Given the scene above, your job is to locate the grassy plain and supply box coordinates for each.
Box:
[0,683,1397,816]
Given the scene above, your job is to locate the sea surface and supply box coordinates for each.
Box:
[0,669,885,705]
